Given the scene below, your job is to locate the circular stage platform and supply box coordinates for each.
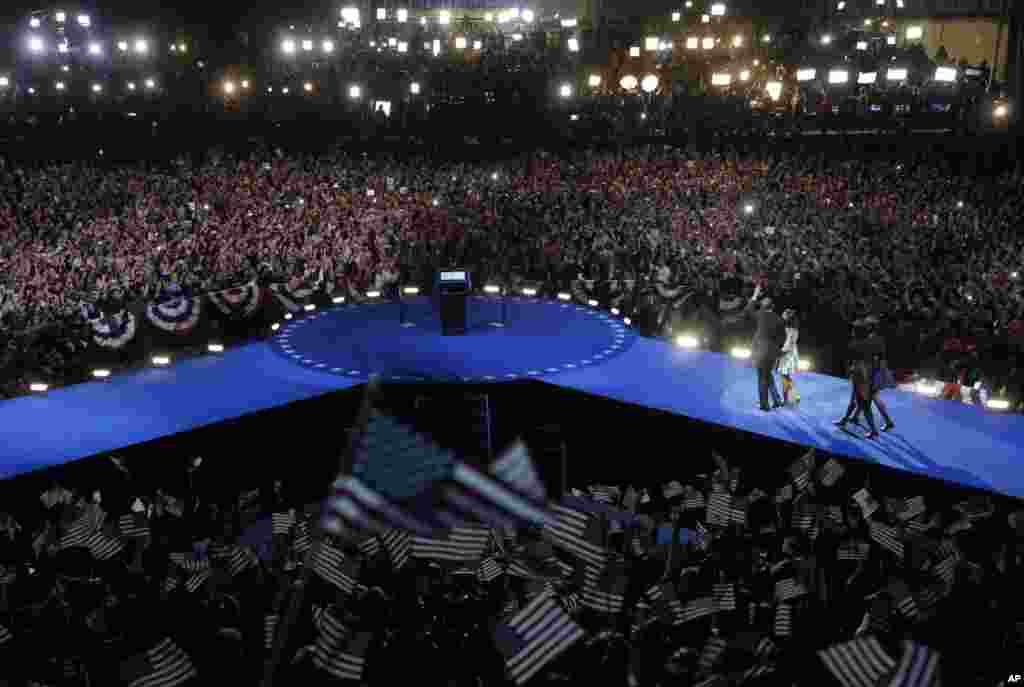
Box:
[269,296,639,383]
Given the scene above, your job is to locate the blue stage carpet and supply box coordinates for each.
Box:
[2,301,1024,501]
[269,297,638,383]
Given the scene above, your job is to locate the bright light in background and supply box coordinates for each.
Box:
[207,343,225,353]
[762,34,771,43]
[994,104,1008,118]
[858,71,877,84]
[239,79,248,89]
[127,81,136,91]
[766,81,783,100]
[92,369,111,379]
[397,8,408,22]
[30,383,49,393]
[887,36,897,45]
[366,290,382,299]
[433,38,441,55]
[731,347,752,360]
[797,68,816,82]
[91,83,102,93]
[410,81,420,94]
[798,359,813,371]
[587,299,599,307]
[58,42,69,54]
[349,84,362,98]
[302,39,313,51]
[398,41,408,52]
[821,34,831,45]
[403,286,420,296]
[88,42,102,55]
[284,313,293,319]
[645,36,659,51]
[856,40,868,50]
[828,69,849,84]
[739,69,750,81]
[512,33,523,41]
[837,1,846,8]
[619,74,638,90]
[271,323,281,331]
[568,38,579,52]
[439,10,451,24]
[906,25,922,39]
[473,39,482,50]
[744,203,754,214]
[934,66,957,82]
[521,9,534,22]
[711,72,732,86]
[455,36,467,49]
[135,39,148,54]
[915,380,941,396]
[28,36,45,53]
[179,43,187,52]
[684,36,697,49]
[27,87,35,94]
[223,81,235,94]
[377,7,386,19]
[0,77,8,87]
[641,74,659,93]
[55,11,66,22]
[30,17,40,28]
[732,35,743,47]
[987,399,1011,410]
[151,356,171,366]
[672,11,681,21]
[557,292,571,301]
[55,81,65,91]
[886,68,908,81]
[521,288,538,297]
[702,37,715,50]
[630,46,640,57]
[559,83,573,98]
[484,284,501,294]
[323,40,334,53]
[701,14,710,23]
[562,18,577,27]
[341,7,360,24]
[303,81,313,92]
[77,13,90,26]
[588,74,601,87]
[282,39,296,53]
[118,40,128,52]
[710,2,726,15]
[676,334,699,349]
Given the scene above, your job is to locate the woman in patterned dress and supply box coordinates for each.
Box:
[777,309,801,405]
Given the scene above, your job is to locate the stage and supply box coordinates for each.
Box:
[2,298,1023,499]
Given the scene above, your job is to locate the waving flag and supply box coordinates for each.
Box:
[543,503,607,568]
[444,442,551,530]
[208,280,262,319]
[312,629,372,682]
[817,637,896,687]
[410,526,491,562]
[311,541,361,594]
[146,294,202,334]
[493,594,585,685]
[887,641,940,687]
[91,311,137,349]
[123,638,197,687]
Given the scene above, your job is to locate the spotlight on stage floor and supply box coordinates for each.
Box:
[271,323,280,331]
[207,343,225,353]
[730,347,752,360]
[987,399,1011,411]
[304,303,316,312]
[588,299,599,307]
[611,307,620,315]
[366,290,381,299]
[676,334,699,349]
[29,382,49,393]
[798,359,812,371]
[92,369,111,379]
[484,284,507,326]
[332,296,345,304]
[400,286,420,326]
[522,287,538,297]
[557,292,571,301]
[152,355,171,367]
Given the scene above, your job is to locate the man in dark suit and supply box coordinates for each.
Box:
[744,284,786,411]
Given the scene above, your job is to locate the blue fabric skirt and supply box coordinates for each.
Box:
[777,348,799,376]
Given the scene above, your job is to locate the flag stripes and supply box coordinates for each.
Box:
[381,528,411,570]
[311,541,360,594]
[713,583,736,611]
[817,637,896,687]
[271,512,295,536]
[869,522,904,558]
[774,604,792,637]
[543,505,606,568]
[706,490,731,527]
[775,578,808,602]
[86,531,125,560]
[495,594,585,686]
[888,641,940,687]
[128,638,198,687]
[410,526,491,562]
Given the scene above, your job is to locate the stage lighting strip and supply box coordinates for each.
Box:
[272,298,635,383]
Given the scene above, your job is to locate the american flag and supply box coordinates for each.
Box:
[888,641,940,687]
[852,489,880,519]
[312,629,372,682]
[543,503,607,568]
[86,531,125,561]
[775,578,808,602]
[774,604,792,637]
[492,594,585,685]
[817,459,845,487]
[444,457,551,531]
[929,556,958,588]
[580,563,628,614]
[310,541,361,594]
[869,522,904,559]
[380,528,411,570]
[888,579,919,621]
[323,475,435,538]
[588,485,620,505]
[0,623,11,646]
[729,498,748,527]
[838,541,870,562]
[119,513,150,539]
[680,596,716,624]
[706,489,732,527]
[271,512,295,536]
[210,545,258,577]
[775,484,794,503]
[478,557,505,583]
[356,533,381,559]
[817,637,896,687]
[291,520,312,555]
[126,638,197,687]
[713,583,736,611]
[893,497,926,522]
[410,526,491,562]
[855,598,892,637]
[185,570,211,593]
[683,487,706,510]
[791,504,818,534]
[955,497,994,521]
[264,614,278,650]
[169,553,209,573]
[59,512,98,549]
[734,663,776,684]
[698,637,728,672]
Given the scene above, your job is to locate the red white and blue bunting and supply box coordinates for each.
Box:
[91,311,137,349]
[208,281,263,320]
[146,295,202,334]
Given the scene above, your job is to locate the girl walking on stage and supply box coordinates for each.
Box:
[777,309,801,405]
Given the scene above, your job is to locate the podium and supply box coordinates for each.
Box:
[437,269,470,336]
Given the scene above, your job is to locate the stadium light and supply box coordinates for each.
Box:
[766,81,783,100]
[821,34,832,45]
[439,10,451,25]
[151,356,171,366]
[303,81,313,92]
[711,72,732,86]
[91,83,102,93]
[77,14,90,27]
[207,343,225,353]
[29,383,49,393]
[135,39,148,54]
[55,11,66,22]
[620,74,638,90]
[702,37,715,50]
[522,288,538,297]
[858,71,877,84]
[92,369,111,379]
[456,36,467,49]
[568,38,580,52]
[557,292,572,301]
[302,39,313,51]
[589,74,601,87]
[304,303,316,311]
[397,8,408,22]
[410,81,420,94]
[796,68,816,82]
[118,40,128,52]
[28,36,45,53]
[710,2,726,15]
[349,84,361,99]
[676,334,699,349]
[828,69,849,85]
[686,37,699,49]
[282,39,296,54]
[88,42,102,55]
[127,81,137,91]
[559,83,573,98]
[323,40,334,53]
[886,68,908,81]
[934,66,957,82]
[906,25,922,40]
[731,346,752,359]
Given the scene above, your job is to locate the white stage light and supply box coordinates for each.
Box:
[672,12,681,21]
[987,399,1011,410]
[88,42,102,55]
[397,8,408,22]
[30,383,49,393]
[30,17,40,28]
[223,81,235,94]
[994,104,1008,118]
[858,71,877,84]
[828,69,849,84]
[710,3,725,15]
[676,335,699,349]
[410,81,420,94]
[934,66,957,82]
[557,292,571,301]
[303,82,313,92]
[740,69,750,81]
[732,35,743,47]
[323,40,334,53]
[27,87,35,94]
[366,290,381,298]
[282,39,296,54]
[271,323,281,331]
[145,78,156,89]
[766,81,783,100]
[455,36,467,49]
[624,317,632,326]
[522,288,538,297]
[611,308,620,315]
[559,83,572,98]
[377,7,386,19]
[620,74,638,90]
[28,36,45,53]
[77,14,90,27]
[92,369,111,379]
[179,43,187,52]
[55,11,66,22]
[821,34,832,45]
[0,77,9,88]
[762,34,771,43]
[349,84,361,98]
[439,10,451,25]
[398,41,408,53]
[240,80,248,89]
[711,73,732,86]
[127,81,136,91]
[403,286,420,295]
[797,68,816,82]
[135,39,148,54]
[906,25,923,40]
[284,313,293,319]
[281,87,290,94]
[856,41,868,51]
[484,285,501,294]
[798,359,813,371]
[629,46,640,57]
[588,299,599,307]
[731,347,752,359]
[207,343,225,353]
[522,8,534,22]
[55,81,65,91]
[887,36,896,45]
[118,40,128,52]
[563,18,578,27]
[568,38,579,52]
[304,303,316,311]
[91,83,102,93]
[686,37,698,49]
[152,356,171,366]
[645,36,659,52]
[588,74,601,87]
[641,74,659,93]
[302,39,313,51]
[886,68,908,81]
[702,37,715,50]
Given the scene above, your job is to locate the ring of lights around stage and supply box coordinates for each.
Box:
[269,296,638,383]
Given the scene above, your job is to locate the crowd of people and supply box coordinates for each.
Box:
[1,146,1023,400]
[0,406,1019,686]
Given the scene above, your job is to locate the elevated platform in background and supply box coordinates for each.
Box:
[2,300,1023,500]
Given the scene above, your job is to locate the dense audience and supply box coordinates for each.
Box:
[1,147,1024,398]
[0,413,1019,686]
